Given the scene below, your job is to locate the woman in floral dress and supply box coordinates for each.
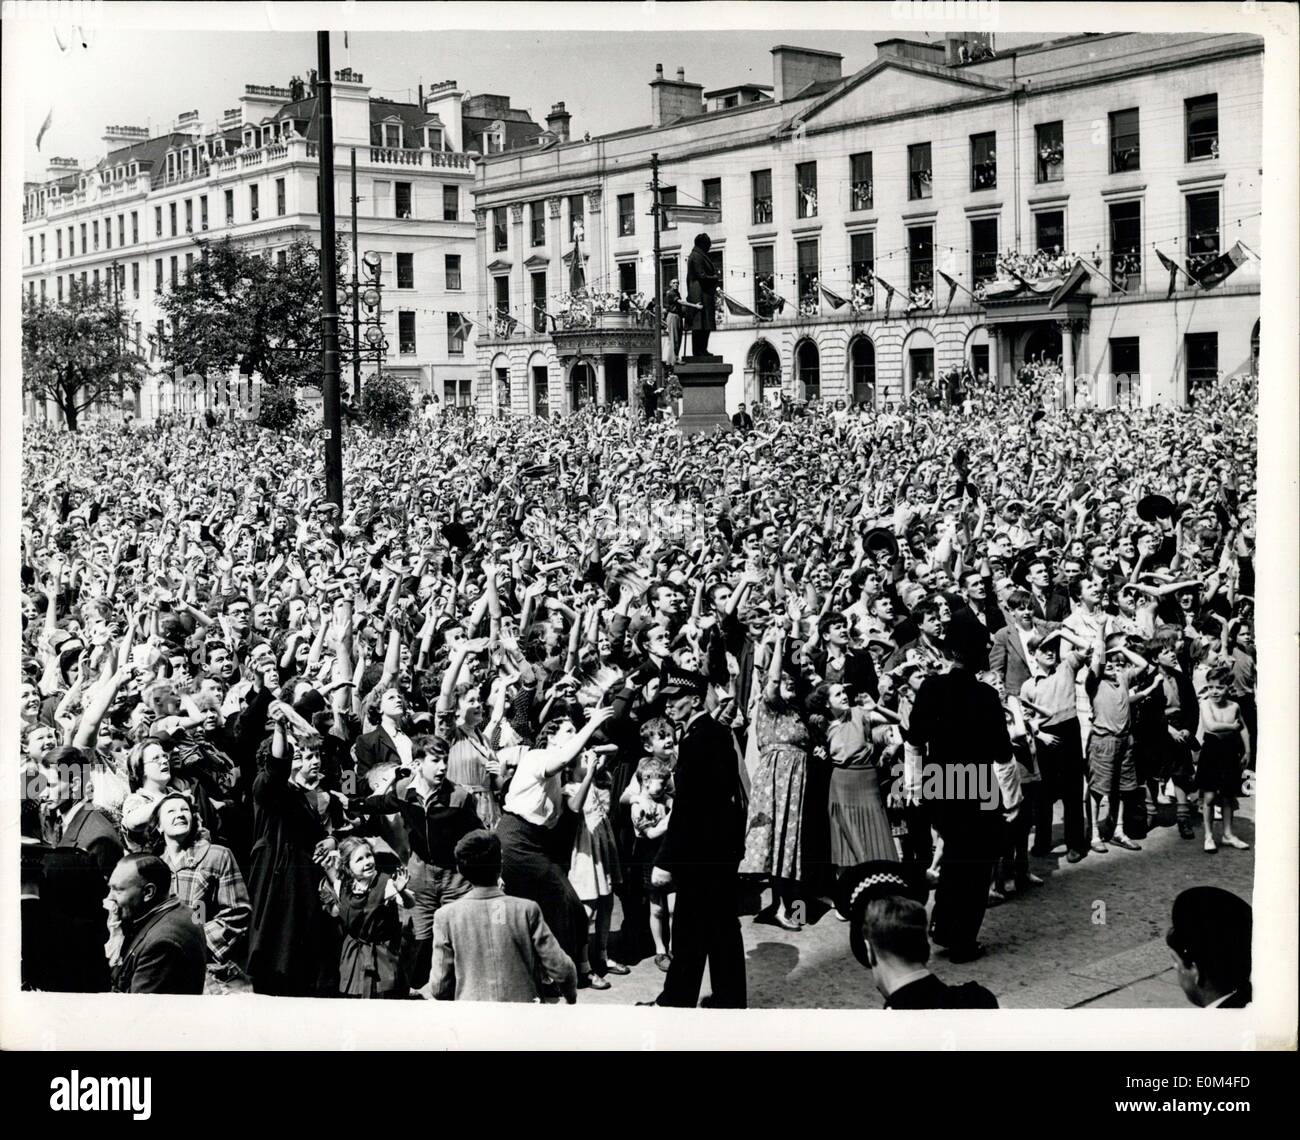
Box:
[739,625,808,931]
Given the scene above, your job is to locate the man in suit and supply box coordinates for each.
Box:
[731,403,755,433]
[988,589,1039,697]
[834,863,997,1009]
[431,830,577,1003]
[352,688,413,864]
[641,666,747,1008]
[1166,886,1252,1008]
[1017,556,1070,625]
[42,745,124,883]
[108,854,207,994]
[903,624,1009,963]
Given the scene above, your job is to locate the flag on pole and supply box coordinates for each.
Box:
[498,314,519,337]
[36,107,53,151]
[1076,257,1125,296]
[1155,249,1196,298]
[454,314,473,343]
[873,273,899,317]
[721,292,762,320]
[568,238,585,294]
[1194,241,1248,289]
[936,269,962,313]
[1047,260,1091,310]
[759,283,786,315]
[819,283,849,310]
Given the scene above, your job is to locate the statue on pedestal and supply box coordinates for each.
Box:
[685,233,719,359]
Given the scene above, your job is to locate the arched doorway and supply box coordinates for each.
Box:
[901,328,936,400]
[795,339,820,402]
[848,335,876,407]
[570,359,597,411]
[1022,324,1062,367]
[963,325,990,385]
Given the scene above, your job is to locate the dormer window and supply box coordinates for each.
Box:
[426,127,443,149]
[384,123,402,149]
[244,129,254,149]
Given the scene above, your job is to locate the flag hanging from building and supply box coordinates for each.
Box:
[759,283,786,315]
[721,293,762,320]
[819,283,849,309]
[498,314,519,337]
[1154,249,1191,298]
[1047,260,1091,310]
[568,238,586,294]
[872,272,899,317]
[936,269,960,312]
[36,107,53,151]
[454,315,473,343]
[1194,241,1248,289]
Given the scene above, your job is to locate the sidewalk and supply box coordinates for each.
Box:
[1001,937,1185,1008]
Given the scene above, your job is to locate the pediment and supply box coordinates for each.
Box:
[523,253,550,269]
[486,258,511,273]
[787,58,1012,133]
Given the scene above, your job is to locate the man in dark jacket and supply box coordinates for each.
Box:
[108,854,206,994]
[641,666,747,1008]
[684,233,719,358]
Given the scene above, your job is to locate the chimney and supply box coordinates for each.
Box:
[424,79,463,151]
[45,156,80,181]
[770,44,843,102]
[101,125,150,150]
[545,101,571,143]
[874,39,945,66]
[650,63,704,128]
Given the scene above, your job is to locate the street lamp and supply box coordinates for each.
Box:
[338,248,388,393]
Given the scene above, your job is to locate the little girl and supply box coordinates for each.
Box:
[563,747,627,989]
[631,756,674,972]
[322,836,413,998]
[1196,663,1251,854]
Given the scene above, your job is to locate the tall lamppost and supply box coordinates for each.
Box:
[336,249,387,396]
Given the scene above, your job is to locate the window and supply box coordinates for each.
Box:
[1036,121,1064,183]
[1111,336,1140,405]
[909,142,933,200]
[169,256,178,288]
[57,230,62,259]
[131,262,139,298]
[1185,332,1218,391]
[851,232,874,303]
[444,379,474,407]
[134,322,141,349]
[1110,109,1140,173]
[1186,191,1220,276]
[93,269,100,291]
[394,181,411,219]
[660,255,678,293]
[250,184,259,221]
[617,193,635,237]
[532,272,548,331]
[131,211,139,243]
[40,233,46,261]
[795,162,817,219]
[533,365,549,418]
[199,197,208,231]
[396,252,414,289]
[445,254,462,291]
[26,236,33,265]
[751,169,772,225]
[970,217,998,285]
[851,337,876,404]
[710,250,724,320]
[447,312,466,355]
[276,178,286,217]
[796,239,818,309]
[169,202,177,237]
[68,228,74,257]
[154,207,162,238]
[493,207,508,252]
[385,124,402,149]
[531,201,546,246]
[156,320,165,354]
[40,279,46,300]
[184,199,193,233]
[908,226,934,292]
[57,277,63,302]
[494,276,510,319]
[398,311,416,354]
[568,194,585,241]
[1035,210,1065,255]
[104,221,111,250]
[618,261,637,297]
[850,152,873,211]
[969,344,990,385]
[118,215,125,245]
[185,252,194,277]
[796,340,820,401]
[155,259,163,293]
[93,221,99,251]
[1109,200,1142,292]
[224,189,234,225]
[1186,95,1218,162]
[970,132,997,191]
[657,188,675,232]
[753,244,775,318]
[442,185,459,221]
[702,178,722,216]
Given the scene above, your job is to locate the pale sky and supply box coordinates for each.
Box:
[10,2,1046,178]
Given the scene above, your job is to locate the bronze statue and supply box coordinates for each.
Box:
[685,233,719,358]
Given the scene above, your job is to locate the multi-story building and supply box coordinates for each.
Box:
[21,70,544,423]
[472,32,1262,416]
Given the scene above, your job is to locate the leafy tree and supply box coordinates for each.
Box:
[158,236,350,388]
[22,285,144,432]
[361,371,413,433]
[257,384,301,430]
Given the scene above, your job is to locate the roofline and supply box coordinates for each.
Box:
[769,44,843,59]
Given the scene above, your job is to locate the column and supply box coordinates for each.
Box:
[473,207,489,414]
[587,187,604,295]
[1059,320,1075,408]
[509,202,526,339]
[596,355,608,405]
[988,327,1003,390]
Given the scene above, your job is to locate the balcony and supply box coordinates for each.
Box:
[369,147,472,169]
[154,163,210,190]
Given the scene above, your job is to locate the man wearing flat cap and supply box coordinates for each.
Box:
[1166,886,1252,1007]
[835,860,997,1009]
[640,665,747,1008]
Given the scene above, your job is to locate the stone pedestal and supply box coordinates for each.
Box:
[674,354,733,435]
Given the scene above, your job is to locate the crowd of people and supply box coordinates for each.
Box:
[18,366,1259,1006]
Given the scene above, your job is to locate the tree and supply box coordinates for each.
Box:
[257,384,301,431]
[360,371,413,433]
[22,285,144,432]
[158,236,350,388]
